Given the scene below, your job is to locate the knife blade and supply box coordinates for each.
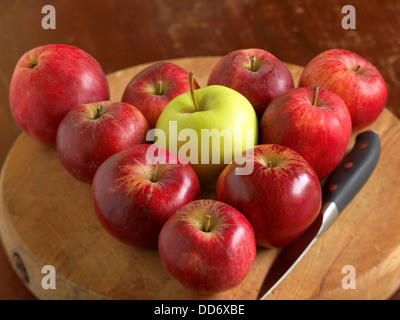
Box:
[257,130,381,300]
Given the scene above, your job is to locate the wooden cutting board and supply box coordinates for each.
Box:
[1,56,400,300]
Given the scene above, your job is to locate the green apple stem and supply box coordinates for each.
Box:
[204,214,211,233]
[312,86,319,106]
[156,80,163,95]
[189,72,199,111]
[250,55,256,72]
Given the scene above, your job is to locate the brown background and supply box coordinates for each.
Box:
[0,0,399,300]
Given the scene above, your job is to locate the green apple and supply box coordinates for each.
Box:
[154,73,258,189]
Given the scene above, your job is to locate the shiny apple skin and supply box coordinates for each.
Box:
[57,101,149,183]
[92,144,201,249]
[158,199,256,294]
[299,49,388,131]
[260,87,352,180]
[154,85,258,190]
[9,44,109,145]
[207,48,294,119]
[121,62,200,129]
[216,144,321,248]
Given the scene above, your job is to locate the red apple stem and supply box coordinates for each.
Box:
[249,55,256,72]
[156,80,163,95]
[150,164,158,182]
[312,86,319,107]
[95,103,103,119]
[204,214,211,232]
[355,65,361,72]
[268,160,273,169]
[189,72,199,111]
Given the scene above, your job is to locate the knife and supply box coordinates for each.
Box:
[257,130,381,300]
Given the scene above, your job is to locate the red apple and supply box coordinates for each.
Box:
[57,101,149,183]
[92,144,201,249]
[207,48,294,119]
[216,144,322,248]
[121,62,200,128]
[299,49,388,131]
[158,199,256,294]
[9,44,109,145]
[260,86,352,180]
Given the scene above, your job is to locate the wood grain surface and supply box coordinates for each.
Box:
[1,0,400,300]
[1,57,400,300]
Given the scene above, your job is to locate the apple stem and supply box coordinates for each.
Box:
[150,164,158,182]
[250,55,256,72]
[189,72,199,111]
[268,160,273,169]
[204,215,211,233]
[95,103,103,119]
[312,86,319,106]
[156,80,163,95]
[355,65,361,72]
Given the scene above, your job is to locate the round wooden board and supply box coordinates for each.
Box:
[1,57,400,300]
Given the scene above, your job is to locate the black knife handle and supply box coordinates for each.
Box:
[322,130,381,213]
